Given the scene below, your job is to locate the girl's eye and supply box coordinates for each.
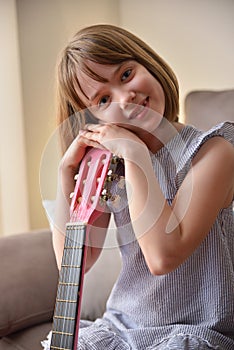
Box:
[121,69,132,81]
[98,95,109,107]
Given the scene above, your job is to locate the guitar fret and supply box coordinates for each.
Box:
[56,298,77,303]
[50,347,70,350]
[61,264,81,268]
[59,282,79,286]
[54,304,77,319]
[54,315,75,320]
[53,331,73,336]
[53,315,76,334]
[64,246,82,249]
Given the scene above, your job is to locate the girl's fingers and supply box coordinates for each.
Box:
[78,133,106,149]
[83,123,101,132]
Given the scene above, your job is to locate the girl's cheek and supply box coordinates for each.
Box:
[89,103,125,123]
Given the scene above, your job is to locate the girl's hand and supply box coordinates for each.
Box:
[81,123,147,159]
[58,131,102,202]
[53,130,112,270]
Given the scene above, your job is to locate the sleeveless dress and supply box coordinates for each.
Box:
[42,122,234,350]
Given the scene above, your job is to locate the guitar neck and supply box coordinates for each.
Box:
[50,222,88,350]
[50,148,120,350]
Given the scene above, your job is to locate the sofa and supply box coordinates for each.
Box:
[0,89,233,349]
[0,229,121,349]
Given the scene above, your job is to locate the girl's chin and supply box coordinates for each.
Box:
[115,123,157,139]
[117,116,163,135]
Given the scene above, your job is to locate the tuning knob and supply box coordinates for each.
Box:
[101,188,111,201]
[111,155,119,164]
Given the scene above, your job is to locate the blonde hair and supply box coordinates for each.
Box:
[56,24,179,153]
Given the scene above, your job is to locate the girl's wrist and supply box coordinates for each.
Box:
[121,140,149,163]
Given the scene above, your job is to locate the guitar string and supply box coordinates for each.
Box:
[68,222,79,347]
[61,223,78,348]
[62,224,70,347]
[58,223,78,348]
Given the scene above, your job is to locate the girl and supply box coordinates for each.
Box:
[42,24,234,349]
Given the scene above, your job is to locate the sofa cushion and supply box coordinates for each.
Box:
[0,322,51,350]
[0,230,58,337]
[0,225,122,340]
[184,89,234,130]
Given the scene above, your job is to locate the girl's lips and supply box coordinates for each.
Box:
[129,96,149,120]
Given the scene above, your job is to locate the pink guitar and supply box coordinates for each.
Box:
[50,148,119,350]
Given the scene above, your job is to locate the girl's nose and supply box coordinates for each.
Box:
[119,91,136,110]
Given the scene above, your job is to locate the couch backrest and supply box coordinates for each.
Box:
[184,89,234,130]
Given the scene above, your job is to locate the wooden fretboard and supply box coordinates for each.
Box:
[50,223,87,350]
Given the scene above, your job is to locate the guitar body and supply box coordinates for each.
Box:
[50,148,118,350]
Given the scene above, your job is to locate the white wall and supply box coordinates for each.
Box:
[2,0,233,233]
[119,0,234,120]
[16,0,120,229]
[0,0,30,235]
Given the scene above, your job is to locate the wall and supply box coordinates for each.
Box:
[119,0,234,120]
[16,0,120,230]
[2,0,233,233]
[0,0,30,235]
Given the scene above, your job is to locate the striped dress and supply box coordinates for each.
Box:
[42,122,234,350]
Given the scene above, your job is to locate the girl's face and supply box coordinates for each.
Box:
[76,60,165,133]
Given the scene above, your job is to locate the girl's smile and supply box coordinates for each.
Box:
[76,60,165,133]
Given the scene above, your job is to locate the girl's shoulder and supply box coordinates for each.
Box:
[186,121,233,143]
[177,121,234,166]
[173,122,234,190]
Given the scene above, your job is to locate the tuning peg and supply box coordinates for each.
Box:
[107,172,118,182]
[70,192,74,199]
[111,155,119,164]
[107,175,114,182]
[100,188,110,201]
[74,173,79,180]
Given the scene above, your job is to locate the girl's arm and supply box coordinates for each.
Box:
[81,124,234,275]
[124,136,234,275]
[52,132,110,270]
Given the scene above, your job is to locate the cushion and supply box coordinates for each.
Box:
[0,322,52,350]
[0,225,121,338]
[184,89,234,130]
[0,230,58,337]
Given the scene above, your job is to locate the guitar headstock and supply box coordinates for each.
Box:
[69,148,119,224]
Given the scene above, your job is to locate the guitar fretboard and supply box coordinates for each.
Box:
[50,223,87,350]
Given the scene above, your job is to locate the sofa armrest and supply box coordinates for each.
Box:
[0,229,59,337]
